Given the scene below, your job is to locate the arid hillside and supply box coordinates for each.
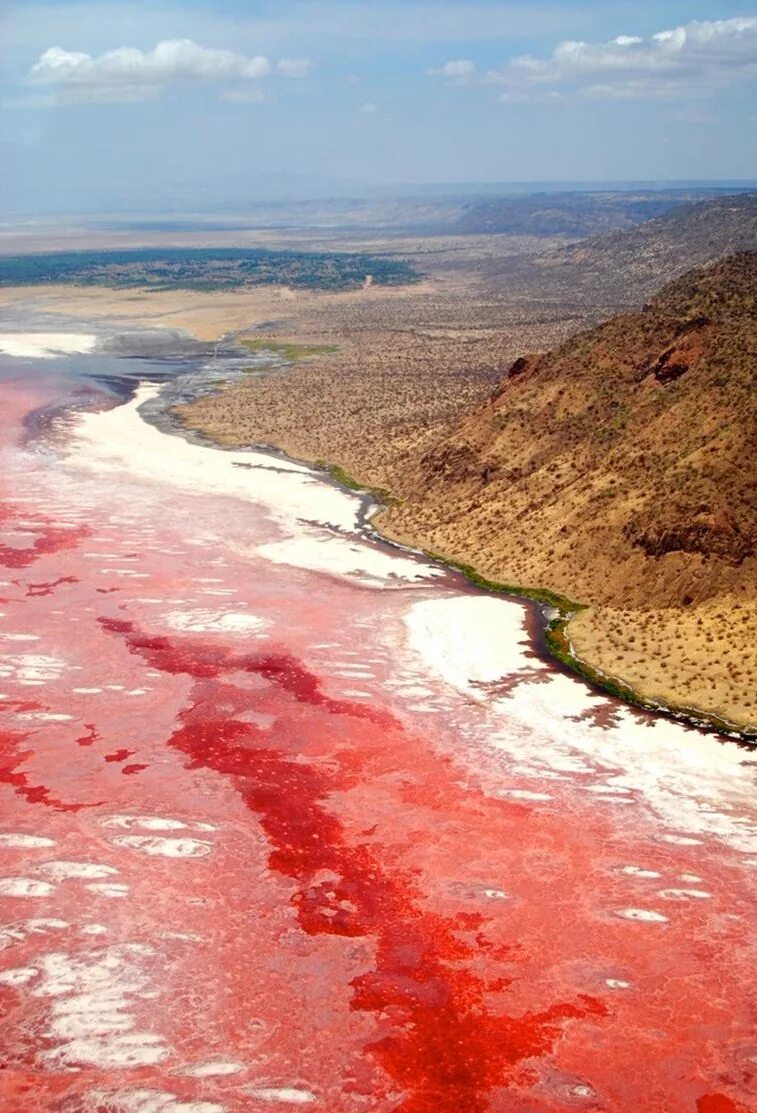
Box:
[384,252,757,729]
[486,193,757,315]
[457,190,696,236]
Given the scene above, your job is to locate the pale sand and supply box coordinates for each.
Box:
[0,332,96,358]
[0,282,437,342]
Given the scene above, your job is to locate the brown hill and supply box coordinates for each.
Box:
[485,193,757,315]
[383,252,757,730]
[456,190,699,237]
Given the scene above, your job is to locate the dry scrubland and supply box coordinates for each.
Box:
[382,253,757,731]
[177,249,755,732]
[2,220,754,732]
[174,270,586,488]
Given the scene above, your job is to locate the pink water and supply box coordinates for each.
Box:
[0,369,755,1113]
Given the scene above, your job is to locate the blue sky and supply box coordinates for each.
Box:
[1,1,756,212]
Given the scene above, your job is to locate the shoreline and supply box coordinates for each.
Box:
[4,298,752,744]
[378,535,757,747]
[167,383,755,745]
[309,463,757,746]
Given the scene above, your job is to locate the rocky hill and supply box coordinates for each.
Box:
[457,191,689,237]
[485,193,757,315]
[383,252,757,730]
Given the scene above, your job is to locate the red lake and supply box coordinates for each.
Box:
[0,334,755,1113]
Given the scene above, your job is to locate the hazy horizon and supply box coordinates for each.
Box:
[2,1,757,215]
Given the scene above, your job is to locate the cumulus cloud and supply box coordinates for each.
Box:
[488,17,757,101]
[277,58,313,79]
[427,59,476,82]
[23,39,311,105]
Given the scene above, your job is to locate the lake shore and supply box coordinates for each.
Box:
[3,274,753,737]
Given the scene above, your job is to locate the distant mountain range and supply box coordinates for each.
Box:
[455,191,726,237]
[482,192,757,313]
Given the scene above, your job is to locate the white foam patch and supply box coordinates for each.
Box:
[619,866,661,879]
[0,966,39,985]
[615,908,669,923]
[0,877,55,897]
[658,888,712,900]
[258,533,438,588]
[164,610,267,635]
[41,861,119,881]
[87,882,129,898]
[33,944,170,1070]
[90,1091,224,1113]
[25,918,70,932]
[0,332,96,359]
[497,789,552,802]
[16,712,73,722]
[69,385,437,589]
[0,653,66,684]
[0,834,56,849]
[483,679,757,854]
[102,815,215,832]
[112,836,212,858]
[181,1060,244,1077]
[72,383,343,514]
[605,979,631,989]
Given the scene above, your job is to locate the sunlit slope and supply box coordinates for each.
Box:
[484,193,757,311]
[386,252,757,727]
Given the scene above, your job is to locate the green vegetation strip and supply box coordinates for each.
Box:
[544,613,754,741]
[439,553,753,739]
[333,493,754,741]
[0,247,419,293]
[314,461,399,507]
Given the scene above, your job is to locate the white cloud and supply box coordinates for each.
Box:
[277,58,312,79]
[219,88,266,104]
[21,38,311,105]
[359,101,377,113]
[488,17,757,101]
[427,59,476,82]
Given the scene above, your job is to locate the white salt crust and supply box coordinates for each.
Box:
[0,333,96,359]
[66,382,757,859]
[32,944,170,1070]
[111,835,212,858]
[0,877,55,897]
[70,385,438,588]
[403,596,757,854]
[0,834,56,849]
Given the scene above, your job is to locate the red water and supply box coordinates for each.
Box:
[0,374,755,1113]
